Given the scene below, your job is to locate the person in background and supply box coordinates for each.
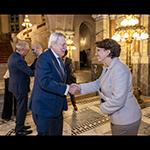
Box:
[1,69,16,122]
[8,40,34,136]
[71,39,141,135]
[30,43,43,70]
[30,32,76,136]
[28,43,43,112]
[86,49,91,68]
[62,50,78,111]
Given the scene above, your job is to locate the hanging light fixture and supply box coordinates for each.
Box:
[112,15,149,73]
[112,15,149,43]
[22,15,32,37]
[22,15,32,28]
[112,15,149,71]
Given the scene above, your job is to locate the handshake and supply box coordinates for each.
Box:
[68,83,80,95]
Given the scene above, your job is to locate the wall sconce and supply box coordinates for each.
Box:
[80,37,86,47]
[65,31,76,58]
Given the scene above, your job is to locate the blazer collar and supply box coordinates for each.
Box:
[106,57,119,70]
[48,49,66,82]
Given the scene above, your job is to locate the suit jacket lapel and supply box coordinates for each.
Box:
[48,49,66,82]
[100,68,109,85]
[100,58,119,85]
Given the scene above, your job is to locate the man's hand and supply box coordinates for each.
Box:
[69,83,80,95]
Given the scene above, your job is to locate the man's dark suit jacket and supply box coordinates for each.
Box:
[30,58,37,70]
[64,57,76,84]
[30,49,68,118]
[8,52,34,97]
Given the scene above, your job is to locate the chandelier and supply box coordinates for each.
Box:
[112,15,149,43]
[22,15,32,37]
[112,15,149,71]
[22,15,32,28]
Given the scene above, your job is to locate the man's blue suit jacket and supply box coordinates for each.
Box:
[8,52,34,97]
[30,49,68,118]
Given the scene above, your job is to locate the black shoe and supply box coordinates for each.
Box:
[23,125,31,130]
[2,118,11,123]
[15,130,33,136]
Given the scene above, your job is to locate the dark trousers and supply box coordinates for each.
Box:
[1,78,16,120]
[69,93,76,107]
[14,94,28,133]
[32,113,63,136]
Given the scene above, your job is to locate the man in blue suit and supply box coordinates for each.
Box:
[8,40,34,136]
[30,32,75,136]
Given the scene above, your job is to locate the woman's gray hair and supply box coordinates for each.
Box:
[48,32,66,48]
[16,40,30,50]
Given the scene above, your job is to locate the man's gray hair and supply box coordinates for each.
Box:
[32,42,43,50]
[48,32,66,48]
[16,40,30,50]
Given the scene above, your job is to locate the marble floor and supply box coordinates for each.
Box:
[0,93,150,136]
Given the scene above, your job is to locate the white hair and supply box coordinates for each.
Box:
[32,42,43,50]
[16,40,29,50]
[48,32,65,48]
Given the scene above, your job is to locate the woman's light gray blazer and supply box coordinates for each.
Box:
[80,58,141,125]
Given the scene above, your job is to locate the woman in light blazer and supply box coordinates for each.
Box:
[79,39,141,135]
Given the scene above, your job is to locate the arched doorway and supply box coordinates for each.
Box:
[79,22,92,69]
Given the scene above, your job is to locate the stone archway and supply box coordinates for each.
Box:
[79,21,95,70]
[73,15,95,70]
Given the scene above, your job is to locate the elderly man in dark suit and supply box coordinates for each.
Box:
[8,40,34,136]
[30,32,76,136]
[30,43,43,70]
